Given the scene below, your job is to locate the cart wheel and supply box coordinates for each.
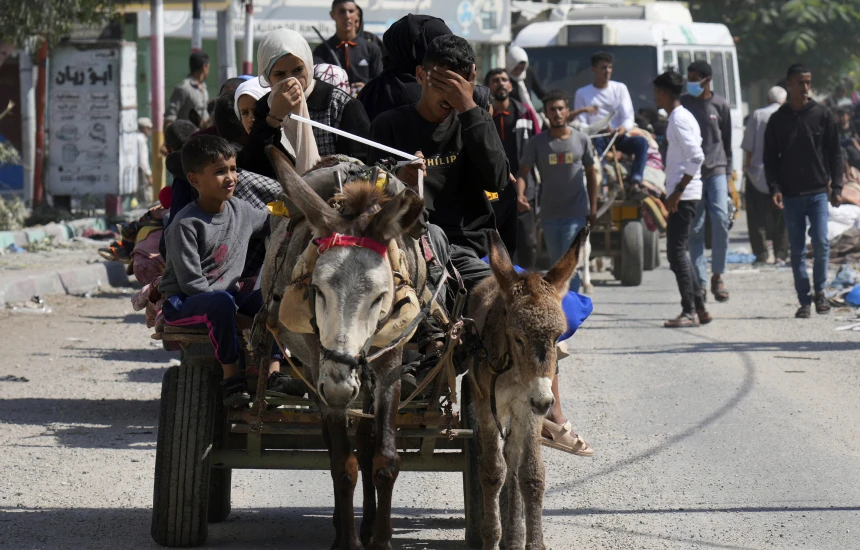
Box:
[461,378,483,549]
[151,356,219,547]
[208,393,231,523]
[611,256,621,281]
[620,220,644,286]
[643,228,660,271]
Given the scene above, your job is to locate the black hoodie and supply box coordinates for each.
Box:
[764,99,843,197]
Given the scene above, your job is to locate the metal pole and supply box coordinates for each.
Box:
[242,0,254,75]
[217,3,237,83]
[19,43,36,205]
[151,0,165,196]
[191,0,203,51]
[32,40,48,206]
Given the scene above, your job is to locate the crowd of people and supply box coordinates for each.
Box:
[118,0,849,462]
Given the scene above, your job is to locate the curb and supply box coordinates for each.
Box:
[0,261,131,308]
[0,217,108,250]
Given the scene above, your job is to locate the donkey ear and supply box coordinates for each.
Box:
[365,188,425,243]
[488,230,518,300]
[265,145,339,235]
[544,226,589,298]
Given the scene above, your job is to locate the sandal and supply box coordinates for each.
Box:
[711,275,729,302]
[541,419,594,457]
[696,308,713,325]
[221,373,251,406]
[664,313,699,328]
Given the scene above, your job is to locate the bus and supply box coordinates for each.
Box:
[514,2,744,174]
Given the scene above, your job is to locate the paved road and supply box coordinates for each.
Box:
[1,234,859,549]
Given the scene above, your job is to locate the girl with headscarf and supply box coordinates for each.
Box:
[506,46,546,111]
[245,28,371,177]
[233,78,267,134]
[357,14,490,122]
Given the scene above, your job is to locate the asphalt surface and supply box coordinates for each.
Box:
[1,226,859,549]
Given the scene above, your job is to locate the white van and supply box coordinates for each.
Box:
[514,3,744,174]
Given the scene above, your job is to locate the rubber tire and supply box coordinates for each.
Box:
[151,359,218,547]
[462,378,483,549]
[207,393,231,523]
[620,220,644,286]
[643,228,660,271]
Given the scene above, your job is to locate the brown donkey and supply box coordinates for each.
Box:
[468,228,587,550]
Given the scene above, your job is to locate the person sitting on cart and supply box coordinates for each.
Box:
[573,51,649,196]
[159,135,291,406]
[369,36,593,457]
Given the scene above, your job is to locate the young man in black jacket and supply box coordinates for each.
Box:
[764,64,844,318]
[369,35,510,291]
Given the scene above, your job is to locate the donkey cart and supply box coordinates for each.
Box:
[149,326,485,548]
[591,197,661,287]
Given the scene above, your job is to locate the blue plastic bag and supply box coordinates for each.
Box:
[845,284,860,307]
[482,259,594,342]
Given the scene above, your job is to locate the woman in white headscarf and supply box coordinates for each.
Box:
[505,46,546,112]
[246,29,371,177]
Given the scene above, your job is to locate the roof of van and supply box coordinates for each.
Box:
[514,20,736,49]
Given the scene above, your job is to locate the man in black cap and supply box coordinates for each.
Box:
[313,0,383,92]
[165,52,210,126]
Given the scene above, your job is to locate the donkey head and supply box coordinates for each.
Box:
[267,147,424,409]
[487,228,588,416]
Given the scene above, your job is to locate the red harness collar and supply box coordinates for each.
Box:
[315,233,388,257]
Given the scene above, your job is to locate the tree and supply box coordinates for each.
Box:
[0,0,116,49]
[689,0,860,87]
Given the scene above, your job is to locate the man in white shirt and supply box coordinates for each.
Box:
[574,51,649,192]
[742,86,788,265]
[653,70,711,328]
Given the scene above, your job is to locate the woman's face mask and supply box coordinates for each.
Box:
[686,79,706,98]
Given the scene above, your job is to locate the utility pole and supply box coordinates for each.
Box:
[151,0,165,196]
[32,40,47,206]
[217,1,237,83]
[242,0,254,75]
[191,0,202,51]
[19,42,36,205]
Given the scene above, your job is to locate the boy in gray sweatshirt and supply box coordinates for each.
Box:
[160,135,281,405]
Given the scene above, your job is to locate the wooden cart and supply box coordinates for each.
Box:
[591,198,661,287]
[149,326,484,548]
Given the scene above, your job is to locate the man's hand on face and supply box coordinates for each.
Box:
[428,65,478,113]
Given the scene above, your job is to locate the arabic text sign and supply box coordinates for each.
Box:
[49,45,122,196]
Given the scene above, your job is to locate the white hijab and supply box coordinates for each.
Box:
[257,29,320,174]
[506,46,535,111]
[233,78,267,120]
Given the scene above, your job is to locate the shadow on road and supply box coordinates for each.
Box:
[0,398,159,449]
[0,506,466,549]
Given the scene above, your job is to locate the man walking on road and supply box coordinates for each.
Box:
[764,64,843,319]
[654,70,712,328]
[165,52,210,126]
[574,51,649,194]
[681,60,733,303]
[743,86,788,266]
[517,90,598,291]
[485,68,542,267]
[313,0,383,91]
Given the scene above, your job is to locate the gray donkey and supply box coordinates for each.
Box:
[261,148,427,550]
[468,228,587,550]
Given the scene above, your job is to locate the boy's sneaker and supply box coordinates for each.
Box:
[795,304,811,319]
[814,292,831,314]
[267,371,308,397]
[221,373,251,406]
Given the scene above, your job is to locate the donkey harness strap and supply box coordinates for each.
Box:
[315,233,388,257]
